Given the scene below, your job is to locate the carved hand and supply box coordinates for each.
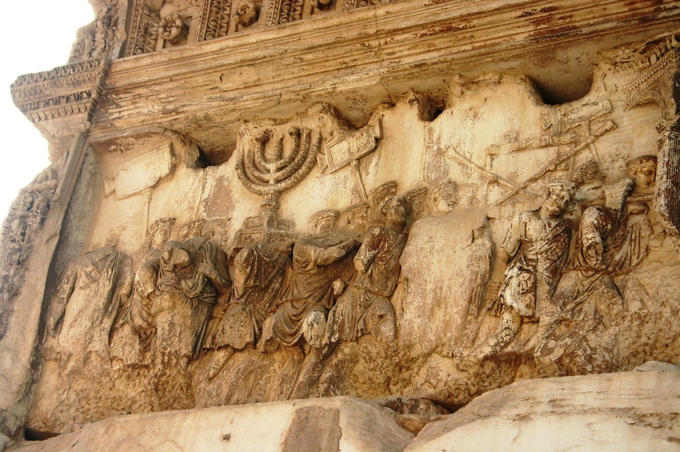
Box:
[197,263,215,278]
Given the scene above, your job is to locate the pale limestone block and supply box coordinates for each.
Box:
[407,367,680,452]
[8,396,412,452]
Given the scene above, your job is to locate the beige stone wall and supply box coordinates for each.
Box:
[2,0,680,445]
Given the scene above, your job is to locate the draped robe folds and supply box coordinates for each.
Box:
[328,226,407,342]
[47,247,133,367]
[553,202,653,316]
[154,238,229,361]
[577,202,652,276]
[265,235,357,347]
[127,247,162,349]
[534,204,652,376]
[211,243,290,350]
[499,210,572,319]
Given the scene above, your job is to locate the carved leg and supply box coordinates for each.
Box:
[458,307,523,371]
[321,304,340,358]
[206,347,235,380]
[481,307,523,356]
[257,317,275,353]
[533,312,563,378]
[289,347,326,400]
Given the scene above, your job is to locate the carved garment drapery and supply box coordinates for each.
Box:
[264,235,357,347]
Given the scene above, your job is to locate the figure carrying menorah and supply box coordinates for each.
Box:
[232,125,323,249]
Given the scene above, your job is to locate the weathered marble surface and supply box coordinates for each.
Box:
[5,364,678,451]
[8,397,413,452]
[407,363,680,452]
[2,0,680,445]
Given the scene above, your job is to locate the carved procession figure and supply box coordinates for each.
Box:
[534,157,657,376]
[206,242,291,378]
[259,210,360,351]
[153,236,231,371]
[577,158,655,277]
[561,156,655,297]
[128,217,176,349]
[325,195,410,347]
[463,181,574,366]
[45,246,133,372]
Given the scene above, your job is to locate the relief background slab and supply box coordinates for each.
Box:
[2,0,680,443]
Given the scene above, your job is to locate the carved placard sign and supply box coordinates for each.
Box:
[318,119,382,173]
[114,144,173,199]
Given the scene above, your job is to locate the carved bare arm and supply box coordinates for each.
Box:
[197,263,232,294]
[500,213,524,262]
[487,215,523,316]
[315,238,361,266]
[354,227,381,274]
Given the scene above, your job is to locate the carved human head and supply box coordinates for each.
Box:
[405,187,428,220]
[380,195,409,230]
[179,220,205,241]
[369,181,398,208]
[543,181,573,217]
[161,242,191,271]
[428,180,456,215]
[310,209,339,234]
[149,217,176,247]
[341,204,369,232]
[627,155,657,191]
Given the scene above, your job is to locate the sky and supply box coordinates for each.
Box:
[1,1,95,218]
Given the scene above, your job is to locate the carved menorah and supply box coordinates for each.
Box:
[235,126,322,213]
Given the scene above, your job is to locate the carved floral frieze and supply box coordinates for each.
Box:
[0,164,60,340]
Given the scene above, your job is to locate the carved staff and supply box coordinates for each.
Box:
[444,147,539,199]
[317,117,382,202]
[491,120,617,206]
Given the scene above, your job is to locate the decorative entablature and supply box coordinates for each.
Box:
[10,59,109,161]
[622,33,680,116]
[9,0,680,164]
[125,0,390,57]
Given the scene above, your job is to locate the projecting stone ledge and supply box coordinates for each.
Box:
[6,396,414,452]
[407,362,680,452]
[6,364,680,451]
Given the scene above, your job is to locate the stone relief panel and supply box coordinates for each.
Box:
[25,31,680,434]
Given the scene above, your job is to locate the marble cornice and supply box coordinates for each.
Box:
[50,0,680,160]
